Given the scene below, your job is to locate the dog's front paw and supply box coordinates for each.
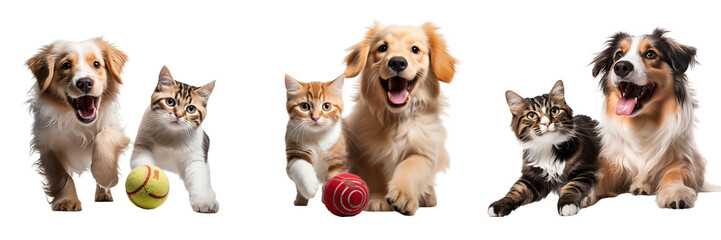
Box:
[488,201,513,217]
[558,204,580,216]
[629,182,653,195]
[365,198,392,211]
[51,198,82,211]
[95,185,113,202]
[657,184,697,209]
[190,196,219,213]
[386,187,419,216]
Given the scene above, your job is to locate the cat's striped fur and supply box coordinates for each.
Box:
[130,66,219,213]
[284,74,348,206]
[489,80,601,217]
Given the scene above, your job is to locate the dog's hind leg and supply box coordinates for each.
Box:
[39,150,82,211]
[91,127,130,202]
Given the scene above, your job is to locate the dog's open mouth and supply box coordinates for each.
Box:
[66,93,99,123]
[380,76,418,108]
[615,81,655,116]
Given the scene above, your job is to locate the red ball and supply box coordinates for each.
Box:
[323,173,369,217]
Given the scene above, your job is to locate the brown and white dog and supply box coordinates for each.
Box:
[343,22,457,215]
[27,38,130,211]
[589,29,717,209]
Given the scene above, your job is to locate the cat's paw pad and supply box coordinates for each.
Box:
[656,184,696,209]
[629,182,653,195]
[386,188,419,216]
[558,204,580,216]
[365,198,392,211]
[488,202,512,217]
[190,197,219,213]
[51,198,82,211]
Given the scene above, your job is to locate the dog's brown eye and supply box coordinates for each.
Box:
[186,105,196,113]
[615,50,624,60]
[378,44,388,52]
[322,102,331,111]
[93,61,101,69]
[411,46,420,54]
[61,62,72,70]
[166,98,176,107]
[645,50,657,59]
[527,112,537,120]
[300,102,310,111]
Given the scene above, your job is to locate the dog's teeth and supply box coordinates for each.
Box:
[634,97,638,103]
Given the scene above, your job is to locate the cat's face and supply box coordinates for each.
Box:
[285,74,344,133]
[150,66,215,131]
[506,80,574,145]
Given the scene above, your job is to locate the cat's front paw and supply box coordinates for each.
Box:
[629,181,653,195]
[190,196,219,213]
[488,201,513,217]
[656,183,696,209]
[558,204,580,216]
[296,177,319,199]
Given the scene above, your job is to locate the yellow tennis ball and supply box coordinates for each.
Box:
[126,165,169,209]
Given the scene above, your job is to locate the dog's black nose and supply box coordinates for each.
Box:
[76,78,94,93]
[388,57,407,72]
[614,61,634,78]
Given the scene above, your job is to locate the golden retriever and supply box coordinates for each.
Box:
[589,29,717,209]
[343,22,457,215]
[27,38,130,211]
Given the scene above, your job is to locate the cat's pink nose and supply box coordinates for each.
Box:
[311,116,319,122]
[541,122,550,127]
[175,113,183,119]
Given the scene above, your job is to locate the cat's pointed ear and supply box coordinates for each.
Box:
[285,74,302,94]
[329,74,345,96]
[505,90,524,110]
[549,80,565,97]
[157,66,175,91]
[196,80,216,100]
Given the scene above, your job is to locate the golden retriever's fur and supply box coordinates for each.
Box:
[27,38,130,211]
[343,22,456,215]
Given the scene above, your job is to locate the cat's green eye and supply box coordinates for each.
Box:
[186,105,196,113]
[300,103,311,111]
[166,98,176,107]
[322,102,331,111]
[527,112,537,120]
[551,107,560,115]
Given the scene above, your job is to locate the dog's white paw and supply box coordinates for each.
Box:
[629,181,653,195]
[656,183,697,209]
[488,207,498,217]
[190,195,219,213]
[559,204,580,216]
[288,161,319,199]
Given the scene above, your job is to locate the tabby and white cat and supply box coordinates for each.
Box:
[130,66,218,213]
[488,80,601,217]
[284,74,348,206]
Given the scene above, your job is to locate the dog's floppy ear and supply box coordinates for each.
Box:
[26,43,56,92]
[591,32,630,78]
[344,23,377,78]
[95,37,128,84]
[423,22,457,84]
[653,28,698,73]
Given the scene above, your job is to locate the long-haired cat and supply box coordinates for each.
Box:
[284,74,348,206]
[130,66,218,213]
[488,80,601,217]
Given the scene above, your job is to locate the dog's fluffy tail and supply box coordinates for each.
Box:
[701,182,721,192]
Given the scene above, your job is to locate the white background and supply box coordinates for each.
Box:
[1,0,720,239]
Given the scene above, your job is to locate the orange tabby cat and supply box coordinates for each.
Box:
[284,74,348,206]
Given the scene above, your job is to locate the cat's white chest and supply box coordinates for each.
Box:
[524,143,566,182]
[149,130,206,174]
[308,123,342,180]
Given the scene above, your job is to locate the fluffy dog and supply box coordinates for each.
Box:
[589,29,716,209]
[343,22,457,215]
[27,38,130,211]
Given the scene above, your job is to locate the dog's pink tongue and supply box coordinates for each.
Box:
[615,97,636,116]
[77,96,96,119]
[389,90,409,104]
